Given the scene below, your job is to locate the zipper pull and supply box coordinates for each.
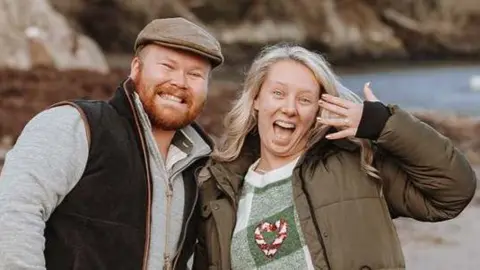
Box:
[166,182,173,198]
[163,255,172,270]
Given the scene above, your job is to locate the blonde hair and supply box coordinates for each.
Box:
[213,43,380,180]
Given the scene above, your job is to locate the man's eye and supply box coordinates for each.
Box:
[189,72,203,78]
[161,63,173,69]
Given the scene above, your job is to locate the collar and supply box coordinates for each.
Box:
[214,127,359,181]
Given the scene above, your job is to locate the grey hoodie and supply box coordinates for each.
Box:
[0,95,211,269]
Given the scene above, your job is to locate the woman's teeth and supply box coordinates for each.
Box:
[274,120,296,129]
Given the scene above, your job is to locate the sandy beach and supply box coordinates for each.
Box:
[395,167,480,269]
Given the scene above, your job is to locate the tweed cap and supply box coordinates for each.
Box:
[134,17,224,68]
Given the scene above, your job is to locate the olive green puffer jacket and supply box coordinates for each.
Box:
[193,106,477,270]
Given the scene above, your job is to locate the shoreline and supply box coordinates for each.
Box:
[105,53,480,77]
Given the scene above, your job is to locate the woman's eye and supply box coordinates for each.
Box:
[300,97,312,104]
[273,89,283,96]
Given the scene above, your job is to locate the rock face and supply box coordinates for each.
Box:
[1,67,480,167]
[0,0,109,73]
[369,0,480,58]
[50,0,480,65]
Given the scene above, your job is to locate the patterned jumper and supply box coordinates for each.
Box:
[230,157,315,270]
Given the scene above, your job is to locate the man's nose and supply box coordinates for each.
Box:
[170,70,187,89]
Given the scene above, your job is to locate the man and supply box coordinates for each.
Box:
[0,17,223,270]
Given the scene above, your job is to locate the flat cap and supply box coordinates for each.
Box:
[134,17,224,68]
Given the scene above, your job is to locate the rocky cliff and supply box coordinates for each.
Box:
[2,0,480,168]
[1,67,480,168]
[0,0,109,72]
[50,0,480,66]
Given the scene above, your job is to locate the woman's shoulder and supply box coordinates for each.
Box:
[303,138,360,163]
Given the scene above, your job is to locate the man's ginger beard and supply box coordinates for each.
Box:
[134,72,205,131]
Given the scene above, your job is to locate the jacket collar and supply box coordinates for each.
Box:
[109,77,137,125]
[212,127,359,187]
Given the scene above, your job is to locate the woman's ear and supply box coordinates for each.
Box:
[253,98,259,111]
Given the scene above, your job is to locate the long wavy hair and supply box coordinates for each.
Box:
[213,43,380,180]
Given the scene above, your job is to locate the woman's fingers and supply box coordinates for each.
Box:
[325,128,356,140]
[318,99,348,116]
[317,117,350,127]
[363,82,379,102]
[321,94,355,109]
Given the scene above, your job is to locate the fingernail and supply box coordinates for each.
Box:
[317,117,323,122]
[365,82,371,87]
[325,135,332,139]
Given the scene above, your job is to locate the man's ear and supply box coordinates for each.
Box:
[129,57,141,80]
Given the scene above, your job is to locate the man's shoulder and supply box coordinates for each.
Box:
[56,99,123,120]
[70,99,112,111]
[48,99,112,116]
[13,104,88,148]
[30,104,83,125]
[47,99,117,124]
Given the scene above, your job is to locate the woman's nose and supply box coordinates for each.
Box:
[280,100,297,116]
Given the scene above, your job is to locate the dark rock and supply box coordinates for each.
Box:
[50,0,480,66]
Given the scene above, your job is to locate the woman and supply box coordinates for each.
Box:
[193,44,476,270]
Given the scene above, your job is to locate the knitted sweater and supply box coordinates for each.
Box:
[230,157,315,270]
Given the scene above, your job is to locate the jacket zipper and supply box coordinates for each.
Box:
[163,182,174,270]
[123,86,153,270]
[172,181,199,269]
[293,166,331,269]
[166,156,206,269]
[211,204,225,268]
[210,172,237,268]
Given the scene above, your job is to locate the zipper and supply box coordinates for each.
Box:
[209,171,238,268]
[211,204,225,268]
[169,157,206,269]
[123,85,153,270]
[293,166,331,269]
[166,156,207,269]
[163,182,174,270]
[171,180,199,269]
